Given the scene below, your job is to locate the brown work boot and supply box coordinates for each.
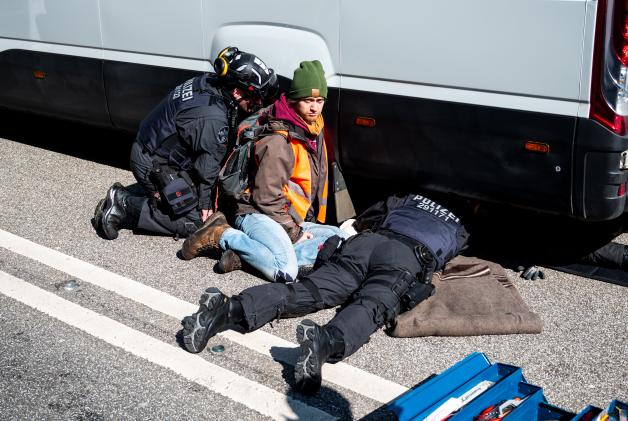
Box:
[180,211,230,260]
[216,249,242,274]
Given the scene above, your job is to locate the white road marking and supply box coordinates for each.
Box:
[0,270,334,421]
[0,229,408,402]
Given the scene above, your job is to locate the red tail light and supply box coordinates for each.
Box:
[590,0,628,135]
[612,0,628,66]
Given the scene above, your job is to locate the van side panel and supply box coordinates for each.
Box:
[0,50,109,125]
[338,0,589,217]
[340,0,587,101]
[0,0,101,47]
[100,0,205,59]
[0,1,107,123]
[338,89,576,215]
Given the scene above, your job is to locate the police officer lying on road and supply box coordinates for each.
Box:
[92,47,278,240]
[181,193,469,394]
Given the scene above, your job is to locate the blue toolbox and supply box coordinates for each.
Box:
[387,352,626,421]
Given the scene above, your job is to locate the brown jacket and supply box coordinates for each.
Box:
[235,119,328,242]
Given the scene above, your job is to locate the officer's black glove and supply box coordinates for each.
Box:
[518,265,545,281]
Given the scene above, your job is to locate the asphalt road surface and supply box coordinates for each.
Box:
[0,110,626,420]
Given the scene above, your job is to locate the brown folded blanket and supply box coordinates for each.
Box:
[389,255,543,337]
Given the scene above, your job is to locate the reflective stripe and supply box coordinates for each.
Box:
[287,180,306,197]
[289,140,312,196]
[283,185,308,224]
[317,205,327,222]
[317,178,329,222]
[287,204,304,225]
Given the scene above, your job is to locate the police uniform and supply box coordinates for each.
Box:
[129,74,232,237]
[231,193,469,359]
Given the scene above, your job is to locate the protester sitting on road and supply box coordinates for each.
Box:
[91,47,278,240]
[180,60,347,282]
[180,193,469,394]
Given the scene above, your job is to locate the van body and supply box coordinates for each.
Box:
[1,0,627,221]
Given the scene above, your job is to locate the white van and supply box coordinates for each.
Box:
[0,0,626,221]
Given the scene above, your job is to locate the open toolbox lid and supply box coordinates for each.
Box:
[386,352,626,421]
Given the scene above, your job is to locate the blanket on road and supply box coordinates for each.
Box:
[390,255,543,337]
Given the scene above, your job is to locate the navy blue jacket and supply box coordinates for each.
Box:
[354,193,469,270]
[136,75,230,209]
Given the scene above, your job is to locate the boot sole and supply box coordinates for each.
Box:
[91,198,106,232]
[294,319,322,394]
[216,250,242,274]
[182,287,226,353]
[101,185,121,240]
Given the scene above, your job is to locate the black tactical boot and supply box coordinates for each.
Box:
[180,211,230,260]
[100,183,144,240]
[182,288,239,353]
[216,249,242,274]
[295,319,345,394]
[621,245,628,271]
[91,198,106,232]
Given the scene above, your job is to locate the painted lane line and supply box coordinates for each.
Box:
[0,229,408,402]
[0,271,334,421]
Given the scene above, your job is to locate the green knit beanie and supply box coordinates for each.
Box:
[288,60,327,99]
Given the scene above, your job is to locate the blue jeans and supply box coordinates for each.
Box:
[219,213,348,282]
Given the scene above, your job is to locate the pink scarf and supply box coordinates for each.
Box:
[272,94,323,149]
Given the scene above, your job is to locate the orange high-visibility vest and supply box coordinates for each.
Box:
[278,132,328,224]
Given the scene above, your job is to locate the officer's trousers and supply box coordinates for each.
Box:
[129,141,201,238]
[236,231,423,359]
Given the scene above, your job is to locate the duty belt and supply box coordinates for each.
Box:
[377,229,437,284]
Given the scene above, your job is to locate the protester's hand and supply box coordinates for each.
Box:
[296,231,314,244]
[200,208,213,223]
[518,265,545,280]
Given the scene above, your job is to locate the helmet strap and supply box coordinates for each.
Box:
[218,86,238,109]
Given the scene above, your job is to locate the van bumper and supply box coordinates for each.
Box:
[573,118,628,221]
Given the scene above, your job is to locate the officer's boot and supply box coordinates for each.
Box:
[99,183,145,240]
[91,198,106,232]
[621,245,628,271]
[216,249,242,274]
[181,288,243,353]
[180,211,231,260]
[294,319,345,394]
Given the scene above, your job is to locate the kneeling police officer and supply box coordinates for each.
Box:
[180,193,469,394]
[92,47,277,240]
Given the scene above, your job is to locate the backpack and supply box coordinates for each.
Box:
[218,123,271,200]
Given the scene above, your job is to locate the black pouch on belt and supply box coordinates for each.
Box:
[151,163,197,215]
[313,235,344,270]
